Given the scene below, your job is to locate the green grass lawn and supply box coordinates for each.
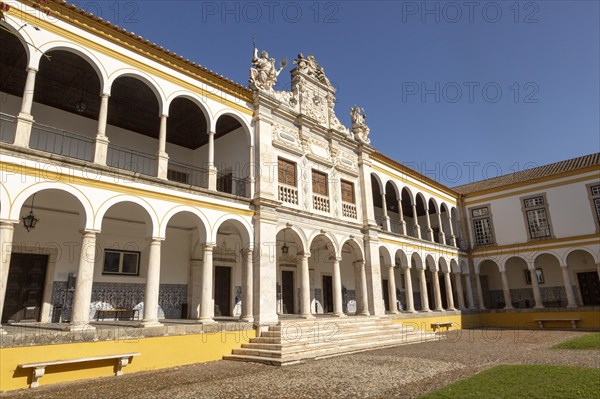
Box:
[552,333,600,350]
[420,365,600,399]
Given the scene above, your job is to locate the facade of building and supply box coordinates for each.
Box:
[0,0,598,340]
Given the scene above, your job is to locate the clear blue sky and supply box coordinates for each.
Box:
[86,0,599,186]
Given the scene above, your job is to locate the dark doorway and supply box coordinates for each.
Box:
[214,266,231,316]
[439,274,448,309]
[2,253,48,323]
[281,270,295,314]
[577,272,600,306]
[382,279,390,311]
[322,275,333,313]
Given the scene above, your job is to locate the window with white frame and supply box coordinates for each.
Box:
[471,206,494,246]
[590,184,600,227]
[103,249,140,276]
[522,195,551,239]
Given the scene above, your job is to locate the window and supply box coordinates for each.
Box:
[471,206,494,246]
[217,172,233,194]
[341,180,355,203]
[167,169,189,184]
[589,184,600,230]
[312,170,328,196]
[522,194,552,239]
[103,250,140,276]
[524,268,544,285]
[278,157,297,187]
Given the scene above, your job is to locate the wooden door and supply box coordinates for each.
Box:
[281,270,295,314]
[577,272,600,306]
[322,275,333,313]
[2,254,48,323]
[214,266,231,317]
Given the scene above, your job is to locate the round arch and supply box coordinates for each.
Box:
[213,110,253,147]
[308,231,339,256]
[340,238,364,261]
[400,186,415,206]
[394,248,410,268]
[211,215,253,247]
[504,255,529,273]
[275,224,308,254]
[438,257,450,273]
[425,254,438,271]
[565,248,600,265]
[475,258,501,274]
[10,184,93,230]
[166,91,212,128]
[385,180,400,198]
[36,42,108,93]
[370,172,384,195]
[450,258,460,274]
[0,18,33,65]
[427,197,440,213]
[95,195,159,238]
[0,181,12,220]
[159,205,210,242]
[411,252,424,270]
[108,69,167,114]
[378,245,392,266]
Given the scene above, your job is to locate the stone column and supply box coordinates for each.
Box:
[298,253,313,318]
[411,203,421,239]
[70,231,98,331]
[528,266,544,309]
[0,221,15,333]
[397,199,406,235]
[14,67,38,147]
[199,243,216,323]
[500,271,513,309]
[156,114,169,179]
[189,259,202,319]
[465,273,475,309]
[207,131,217,190]
[141,239,163,327]
[355,261,370,315]
[560,265,577,308]
[424,208,433,242]
[475,272,486,310]
[93,93,111,165]
[443,271,455,310]
[403,268,415,312]
[387,265,399,313]
[332,257,344,316]
[447,214,457,247]
[453,272,466,309]
[380,191,390,231]
[432,270,444,311]
[436,213,446,244]
[418,268,431,311]
[241,248,254,322]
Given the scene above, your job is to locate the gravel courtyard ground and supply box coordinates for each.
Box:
[3,329,599,399]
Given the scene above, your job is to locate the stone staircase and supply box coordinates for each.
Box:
[224,316,437,366]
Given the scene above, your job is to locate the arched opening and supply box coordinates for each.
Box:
[428,198,440,243]
[214,219,251,318]
[0,24,28,143]
[98,201,159,321]
[2,189,87,324]
[440,203,451,245]
[163,211,207,320]
[165,97,209,188]
[214,114,251,197]
[401,188,415,237]
[411,252,427,311]
[275,227,305,315]
[478,259,502,309]
[370,174,385,229]
[438,257,453,310]
[567,249,599,306]
[341,240,365,315]
[106,76,160,176]
[415,193,428,240]
[533,253,565,308]
[395,249,412,311]
[505,256,537,308]
[379,246,399,312]
[385,182,401,234]
[424,255,439,310]
[29,49,102,160]
[451,207,461,248]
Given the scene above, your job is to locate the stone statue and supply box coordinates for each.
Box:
[249,47,286,92]
[350,106,370,144]
[293,53,332,87]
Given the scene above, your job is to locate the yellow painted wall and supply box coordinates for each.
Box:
[0,329,255,392]
[478,310,600,329]
[392,313,481,331]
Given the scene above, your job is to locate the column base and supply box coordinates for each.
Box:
[208,166,218,191]
[534,305,545,309]
[434,308,444,312]
[503,306,513,310]
[156,153,169,180]
[419,309,432,313]
[566,304,578,308]
[300,314,315,319]
[196,318,217,325]
[403,309,417,314]
[14,114,34,147]
[332,312,346,317]
[447,307,457,311]
[93,135,110,165]
[240,317,255,323]
[358,311,370,316]
[138,320,163,328]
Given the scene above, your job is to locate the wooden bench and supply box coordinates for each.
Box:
[431,322,453,332]
[18,353,140,388]
[534,318,581,329]
[96,308,139,321]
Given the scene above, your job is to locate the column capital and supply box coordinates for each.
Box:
[560,264,569,269]
[353,260,365,268]
[332,256,343,263]
[160,113,169,119]
[100,92,111,98]
[149,237,166,243]
[208,130,216,136]
[297,252,311,260]
[0,220,19,227]
[26,66,39,73]
[240,247,254,256]
[203,242,216,251]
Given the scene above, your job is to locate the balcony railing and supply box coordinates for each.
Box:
[342,202,357,219]
[107,144,156,176]
[279,184,298,205]
[217,171,249,198]
[0,112,16,144]
[168,160,208,188]
[313,193,330,213]
[29,123,94,161]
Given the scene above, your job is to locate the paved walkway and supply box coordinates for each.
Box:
[3,329,599,398]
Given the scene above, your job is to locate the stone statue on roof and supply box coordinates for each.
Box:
[293,53,332,88]
[351,106,370,144]
[249,46,286,92]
